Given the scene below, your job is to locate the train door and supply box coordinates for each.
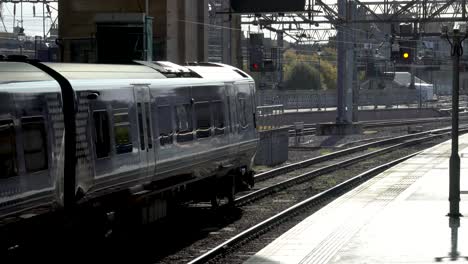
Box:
[250,83,257,131]
[133,84,155,178]
[226,83,239,140]
[236,82,256,140]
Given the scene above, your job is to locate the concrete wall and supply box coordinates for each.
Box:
[58,0,207,63]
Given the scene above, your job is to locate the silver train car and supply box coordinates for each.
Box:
[0,60,258,223]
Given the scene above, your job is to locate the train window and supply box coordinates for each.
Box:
[0,120,17,178]
[145,103,153,149]
[22,117,48,173]
[114,109,133,154]
[158,106,173,146]
[195,102,211,139]
[137,103,145,150]
[175,104,194,142]
[212,101,225,136]
[238,98,248,129]
[93,110,111,159]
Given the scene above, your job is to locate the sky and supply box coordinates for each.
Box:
[1,2,58,37]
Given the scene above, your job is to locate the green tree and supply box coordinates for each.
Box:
[283,62,321,90]
[282,48,338,90]
[319,59,337,90]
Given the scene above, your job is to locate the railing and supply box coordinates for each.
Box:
[256,105,285,131]
[256,89,439,111]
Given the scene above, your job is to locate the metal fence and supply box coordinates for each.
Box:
[256,89,436,111]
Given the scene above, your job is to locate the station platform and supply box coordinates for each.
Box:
[246,134,468,263]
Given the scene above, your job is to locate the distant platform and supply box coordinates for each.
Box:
[246,134,468,263]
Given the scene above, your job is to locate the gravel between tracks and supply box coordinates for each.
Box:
[269,120,464,169]
[155,136,448,264]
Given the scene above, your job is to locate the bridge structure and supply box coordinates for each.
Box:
[236,0,468,126]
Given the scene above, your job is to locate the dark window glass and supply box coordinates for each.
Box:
[145,103,153,149]
[195,102,211,138]
[22,117,48,173]
[137,103,145,150]
[114,109,133,154]
[175,104,193,142]
[212,101,225,136]
[158,106,173,146]
[0,120,17,178]
[93,110,111,158]
[238,98,248,129]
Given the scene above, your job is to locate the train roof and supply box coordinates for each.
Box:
[185,62,253,82]
[0,62,55,84]
[138,61,253,81]
[0,60,253,84]
[43,63,166,80]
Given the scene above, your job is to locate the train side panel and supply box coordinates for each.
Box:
[72,82,154,197]
[0,66,65,218]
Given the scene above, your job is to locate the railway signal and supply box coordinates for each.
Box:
[399,40,413,63]
[402,52,410,59]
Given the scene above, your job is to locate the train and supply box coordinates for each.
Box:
[0,59,258,227]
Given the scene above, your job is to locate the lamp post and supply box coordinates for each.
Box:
[442,24,467,218]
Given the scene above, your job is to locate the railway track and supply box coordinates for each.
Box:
[64,124,464,263]
[186,127,468,264]
[259,125,466,183]
[287,115,468,137]
[188,153,416,264]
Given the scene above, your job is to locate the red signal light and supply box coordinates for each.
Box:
[252,63,259,70]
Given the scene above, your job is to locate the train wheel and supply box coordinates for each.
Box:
[210,194,222,209]
[210,175,236,209]
[226,175,236,206]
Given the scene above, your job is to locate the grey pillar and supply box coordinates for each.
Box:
[278,31,284,84]
[336,0,346,123]
[222,0,232,65]
[336,0,355,124]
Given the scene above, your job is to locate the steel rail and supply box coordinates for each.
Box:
[240,132,455,207]
[188,152,420,264]
[288,116,468,137]
[262,125,467,183]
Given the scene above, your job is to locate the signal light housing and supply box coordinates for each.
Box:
[251,63,260,71]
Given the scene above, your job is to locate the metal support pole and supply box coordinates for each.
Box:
[278,31,284,84]
[449,217,460,260]
[449,41,461,217]
[353,48,359,122]
[318,55,321,89]
[336,0,347,124]
[145,0,149,15]
[345,1,356,122]
[43,0,46,41]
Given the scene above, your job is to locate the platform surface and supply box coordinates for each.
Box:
[246,134,468,263]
